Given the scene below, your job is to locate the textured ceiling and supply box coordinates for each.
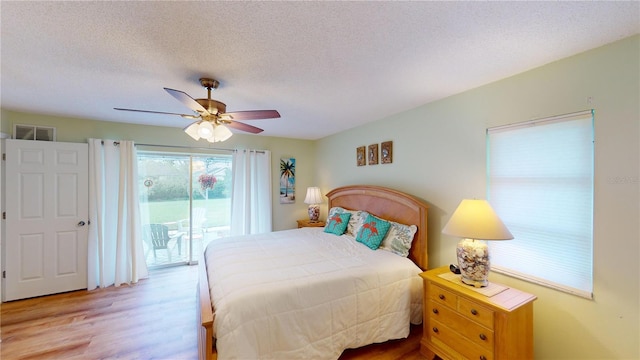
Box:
[1,1,638,140]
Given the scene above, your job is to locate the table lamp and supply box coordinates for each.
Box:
[304,187,322,222]
[442,199,513,287]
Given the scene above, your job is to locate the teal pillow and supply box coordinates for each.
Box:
[355,214,391,250]
[324,212,351,235]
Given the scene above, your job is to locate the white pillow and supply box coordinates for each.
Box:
[346,210,368,237]
[378,220,418,257]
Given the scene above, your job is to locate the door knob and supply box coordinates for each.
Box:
[78,221,86,226]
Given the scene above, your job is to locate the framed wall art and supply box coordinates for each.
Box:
[356,146,366,166]
[368,144,378,165]
[381,141,393,164]
[280,157,296,203]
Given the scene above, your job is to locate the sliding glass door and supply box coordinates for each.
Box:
[137,152,231,268]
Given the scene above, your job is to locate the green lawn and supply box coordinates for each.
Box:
[142,198,231,228]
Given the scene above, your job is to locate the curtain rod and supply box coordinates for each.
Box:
[487,109,593,133]
[134,142,234,152]
[103,140,264,153]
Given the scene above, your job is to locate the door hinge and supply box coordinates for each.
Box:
[2,271,5,279]
[2,153,5,161]
[2,212,5,220]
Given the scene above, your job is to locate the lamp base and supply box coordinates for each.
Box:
[460,275,489,288]
[456,238,490,288]
[307,204,320,222]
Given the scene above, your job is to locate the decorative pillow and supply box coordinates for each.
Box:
[346,210,368,237]
[355,213,391,250]
[326,207,367,237]
[379,221,418,257]
[324,212,351,235]
[326,207,347,227]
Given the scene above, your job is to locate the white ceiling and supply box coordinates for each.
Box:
[2,1,638,140]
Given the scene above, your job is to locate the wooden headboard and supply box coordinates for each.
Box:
[326,185,429,270]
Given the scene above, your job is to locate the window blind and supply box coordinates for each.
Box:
[487,110,594,298]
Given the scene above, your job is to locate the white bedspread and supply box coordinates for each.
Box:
[205,227,423,359]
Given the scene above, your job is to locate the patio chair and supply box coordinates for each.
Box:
[143,224,182,262]
[178,207,207,240]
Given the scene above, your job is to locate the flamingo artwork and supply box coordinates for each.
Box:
[355,215,390,250]
[360,221,379,240]
[328,214,344,231]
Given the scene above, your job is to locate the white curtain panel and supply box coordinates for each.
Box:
[88,139,148,290]
[230,150,273,235]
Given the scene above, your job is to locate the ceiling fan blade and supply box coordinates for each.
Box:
[221,110,281,121]
[114,108,199,119]
[164,87,209,115]
[225,121,264,134]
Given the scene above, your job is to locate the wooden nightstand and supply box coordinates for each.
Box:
[420,266,536,360]
[296,219,326,228]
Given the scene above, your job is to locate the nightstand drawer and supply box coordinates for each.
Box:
[430,318,494,360]
[429,283,457,310]
[459,296,494,329]
[429,300,494,351]
[427,299,455,332]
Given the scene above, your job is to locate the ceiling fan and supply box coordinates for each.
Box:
[114,78,280,142]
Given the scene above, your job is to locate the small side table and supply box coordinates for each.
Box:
[420,266,536,360]
[297,219,326,228]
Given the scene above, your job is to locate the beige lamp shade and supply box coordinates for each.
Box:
[442,199,513,240]
[304,187,323,205]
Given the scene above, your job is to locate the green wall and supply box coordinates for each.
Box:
[0,110,316,231]
[2,34,638,359]
[317,35,639,359]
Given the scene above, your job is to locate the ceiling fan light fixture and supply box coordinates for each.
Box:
[197,121,214,139]
[184,122,201,140]
[214,124,233,142]
[117,78,275,140]
[203,124,233,143]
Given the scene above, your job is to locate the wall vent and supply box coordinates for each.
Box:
[13,124,56,141]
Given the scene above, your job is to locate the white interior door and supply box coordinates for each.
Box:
[3,139,88,301]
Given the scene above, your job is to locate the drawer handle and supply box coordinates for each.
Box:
[432,327,439,333]
[479,333,487,341]
[480,356,487,360]
[471,309,478,315]
[432,308,439,314]
[438,294,445,300]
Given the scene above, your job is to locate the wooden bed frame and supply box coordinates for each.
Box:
[197,185,429,360]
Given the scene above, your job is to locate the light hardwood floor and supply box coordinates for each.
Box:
[1,265,426,360]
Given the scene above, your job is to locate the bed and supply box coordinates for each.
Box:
[197,185,429,360]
